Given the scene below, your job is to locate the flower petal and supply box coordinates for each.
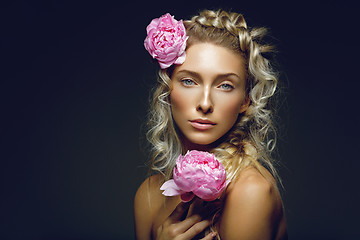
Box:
[193,186,218,201]
[160,179,184,196]
[173,168,196,192]
[174,52,186,65]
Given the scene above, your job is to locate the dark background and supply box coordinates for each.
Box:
[1,0,359,239]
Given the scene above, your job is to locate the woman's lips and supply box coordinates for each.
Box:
[189,119,216,130]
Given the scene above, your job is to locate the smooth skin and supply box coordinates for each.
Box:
[170,43,249,149]
[134,43,287,239]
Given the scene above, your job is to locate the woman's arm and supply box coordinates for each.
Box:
[218,167,285,240]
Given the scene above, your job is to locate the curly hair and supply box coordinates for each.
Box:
[146,9,280,184]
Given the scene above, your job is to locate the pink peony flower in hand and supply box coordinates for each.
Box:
[160,150,229,202]
[144,13,188,69]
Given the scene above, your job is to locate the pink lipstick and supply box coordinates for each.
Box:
[189,119,216,130]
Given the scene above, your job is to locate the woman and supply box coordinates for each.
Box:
[135,9,287,240]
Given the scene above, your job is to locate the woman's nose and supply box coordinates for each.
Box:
[196,86,213,114]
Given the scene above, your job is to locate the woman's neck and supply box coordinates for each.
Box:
[181,136,217,153]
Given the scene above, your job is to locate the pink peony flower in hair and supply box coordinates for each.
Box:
[144,13,188,69]
[160,150,229,202]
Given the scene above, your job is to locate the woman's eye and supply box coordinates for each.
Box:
[219,83,234,90]
[181,79,195,86]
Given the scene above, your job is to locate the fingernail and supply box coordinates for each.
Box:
[211,232,217,237]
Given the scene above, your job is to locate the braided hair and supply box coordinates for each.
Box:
[147,9,280,184]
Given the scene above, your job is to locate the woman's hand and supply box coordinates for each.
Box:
[156,200,217,240]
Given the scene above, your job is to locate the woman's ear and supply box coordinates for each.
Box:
[239,97,250,114]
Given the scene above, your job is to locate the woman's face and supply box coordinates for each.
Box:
[170,43,249,148]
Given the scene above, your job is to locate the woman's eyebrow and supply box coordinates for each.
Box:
[175,69,241,80]
[175,69,201,78]
[216,73,241,80]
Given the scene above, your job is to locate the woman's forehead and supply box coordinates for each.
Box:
[173,43,246,80]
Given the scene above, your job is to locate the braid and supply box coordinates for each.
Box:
[192,10,247,35]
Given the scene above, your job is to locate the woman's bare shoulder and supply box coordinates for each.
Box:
[134,174,165,240]
[219,166,286,240]
[229,166,280,194]
[135,173,165,200]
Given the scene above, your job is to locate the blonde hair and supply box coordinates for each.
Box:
[146,9,280,184]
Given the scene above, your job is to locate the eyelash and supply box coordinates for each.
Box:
[219,83,234,90]
[181,78,196,86]
[180,78,234,91]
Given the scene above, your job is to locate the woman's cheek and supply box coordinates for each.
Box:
[171,86,197,112]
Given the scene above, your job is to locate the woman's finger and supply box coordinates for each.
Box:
[174,213,202,233]
[166,201,192,224]
[187,198,221,220]
[200,232,217,240]
[180,219,212,239]
[186,198,203,218]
